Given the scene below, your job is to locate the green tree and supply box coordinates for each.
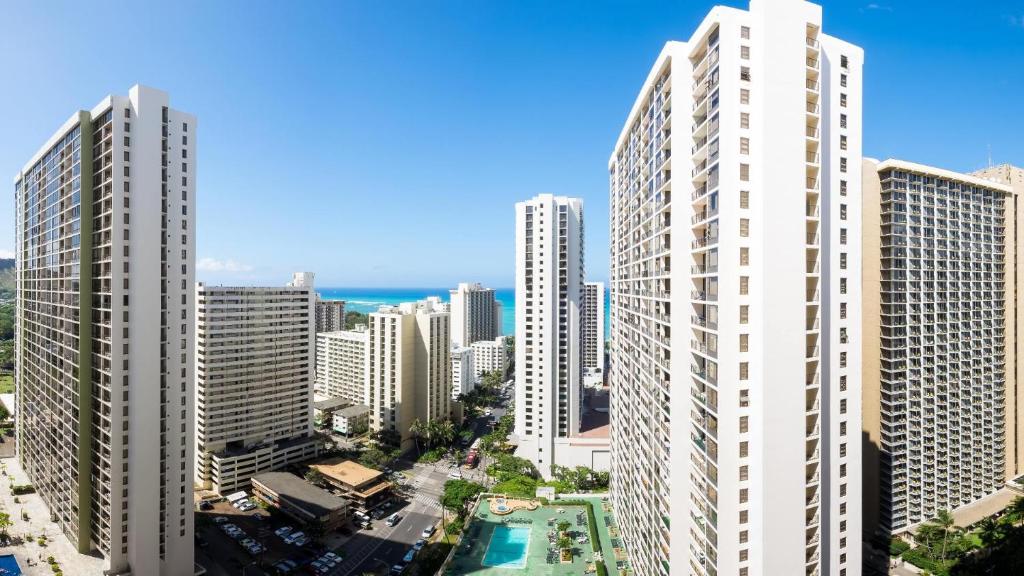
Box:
[934,509,956,563]
[1010,496,1024,527]
[409,418,425,455]
[344,311,369,330]
[440,479,485,515]
[978,516,1003,547]
[0,511,11,537]
[304,468,324,486]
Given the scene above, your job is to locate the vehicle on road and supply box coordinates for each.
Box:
[421,525,436,539]
[273,559,298,573]
[385,513,401,527]
[413,539,426,551]
[274,526,294,538]
[448,469,463,479]
[389,566,405,575]
[213,516,229,524]
[403,548,417,563]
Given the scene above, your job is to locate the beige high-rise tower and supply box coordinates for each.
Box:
[862,159,1021,538]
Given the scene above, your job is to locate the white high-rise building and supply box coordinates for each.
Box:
[367,299,452,449]
[514,194,585,478]
[315,297,346,332]
[13,85,194,574]
[449,282,500,346]
[451,345,476,399]
[582,281,606,371]
[471,336,509,378]
[195,274,319,494]
[608,2,862,574]
[315,326,370,404]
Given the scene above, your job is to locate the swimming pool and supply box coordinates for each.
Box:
[482,525,530,569]
[0,554,22,575]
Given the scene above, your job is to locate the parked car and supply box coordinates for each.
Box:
[198,500,214,511]
[273,559,298,574]
[389,565,405,575]
[413,539,426,551]
[275,526,295,538]
[213,516,229,524]
[420,525,436,539]
[403,548,417,563]
[385,513,401,527]
[283,531,305,544]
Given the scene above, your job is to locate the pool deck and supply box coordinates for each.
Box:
[445,495,629,575]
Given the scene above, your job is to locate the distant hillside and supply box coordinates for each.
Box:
[0,259,12,300]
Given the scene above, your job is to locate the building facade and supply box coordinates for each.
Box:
[367,299,452,449]
[13,85,194,575]
[471,336,509,378]
[607,2,862,574]
[315,326,370,404]
[862,159,1019,535]
[194,273,319,494]
[513,194,585,478]
[583,281,606,371]
[315,297,346,332]
[449,282,500,346]
[452,345,476,399]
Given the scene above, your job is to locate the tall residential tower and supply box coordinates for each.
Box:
[862,160,1021,536]
[608,2,863,574]
[513,194,585,478]
[449,282,501,346]
[583,281,606,372]
[14,85,195,575]
[194,273,319,494]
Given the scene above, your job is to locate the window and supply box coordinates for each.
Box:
[741,45,750,59]
[740,305,749,324]
[739,466,749,481]
[741,25,750,39]
[840,327,848,343]
[840,204,847,220]
[840,135,847,150]
[740,441,748,458]
[740,334,749,352]
[840,113,848,128]
[840,463,847,478]
[740,510,749,524]
[740,137,750,154]
[740,416,749,433]
[740,190,750,209]
[840,278,847,294]
[840,375,847,391]
[740,163,750,181]
[740,549,749,562]
[740,88,750,104]
[840,228,847,244]
[840,399,847,414]
[841,54,849,69]
[840,253,847,269]
[840,443,848,457]
[840,157,848,173]
[740,276,749,294]
[740,67,751,81]
[740,112,750,129]
[840,93,847,107]
[740,247,749,265]
[841,73,848,87]
[840,421,847,436]
[740,530,748,543]
[740,218,750,237]
[739,362,749,380]
[841,179,848,195]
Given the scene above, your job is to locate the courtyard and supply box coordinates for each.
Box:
[443,495,632,576]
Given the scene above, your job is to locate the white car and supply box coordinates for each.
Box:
[283,531,304,544]
[447,469,463,479]
[274,526,294,538]
[420,525,436,539]
[385,513,400,527]
[413,539,426,551]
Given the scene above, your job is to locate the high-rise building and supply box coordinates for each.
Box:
[471,336,509,378]
[607,2,862,574]
[195,273,319,494]
[449,282,500,346]
[316,297,346,332]
[315,326,370,404]
[367,298,452,449]
[582,281,606,371]
[13,85,194,574]
[513,194,585,478]
[451,345,476,399]
[863,159,1020,536]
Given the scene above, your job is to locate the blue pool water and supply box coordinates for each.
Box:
[0,554,22,575]
[482,526,530,569]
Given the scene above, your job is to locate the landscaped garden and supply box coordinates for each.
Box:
[890,496,1024,575]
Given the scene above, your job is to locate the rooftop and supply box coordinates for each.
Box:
[335,404,371,418]
[313,459,384,489]
[251,471,347,518]
[314,397,352,412]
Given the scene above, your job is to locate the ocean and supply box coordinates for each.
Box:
[317,287,610,338]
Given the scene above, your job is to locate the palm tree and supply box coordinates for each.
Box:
[425,419,441,450]
[409,418,425,456]
[915,523,941,558]
[1010,495,1024,527]
[439,419,456,448]
[977,516,1002,547]
[934,509,956,563]
[0,512,11,538]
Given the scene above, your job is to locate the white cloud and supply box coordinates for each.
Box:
[0,249,13,259]
[197,257,254,273]
[865,3,893,11]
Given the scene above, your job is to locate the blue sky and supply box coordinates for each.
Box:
[2,1,1022,287]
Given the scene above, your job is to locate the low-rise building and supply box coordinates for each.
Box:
[251,472,349,530]
[311,460,392,512]
[313,397,352,428]
[315,326,370,403]
[332,405,371,437]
